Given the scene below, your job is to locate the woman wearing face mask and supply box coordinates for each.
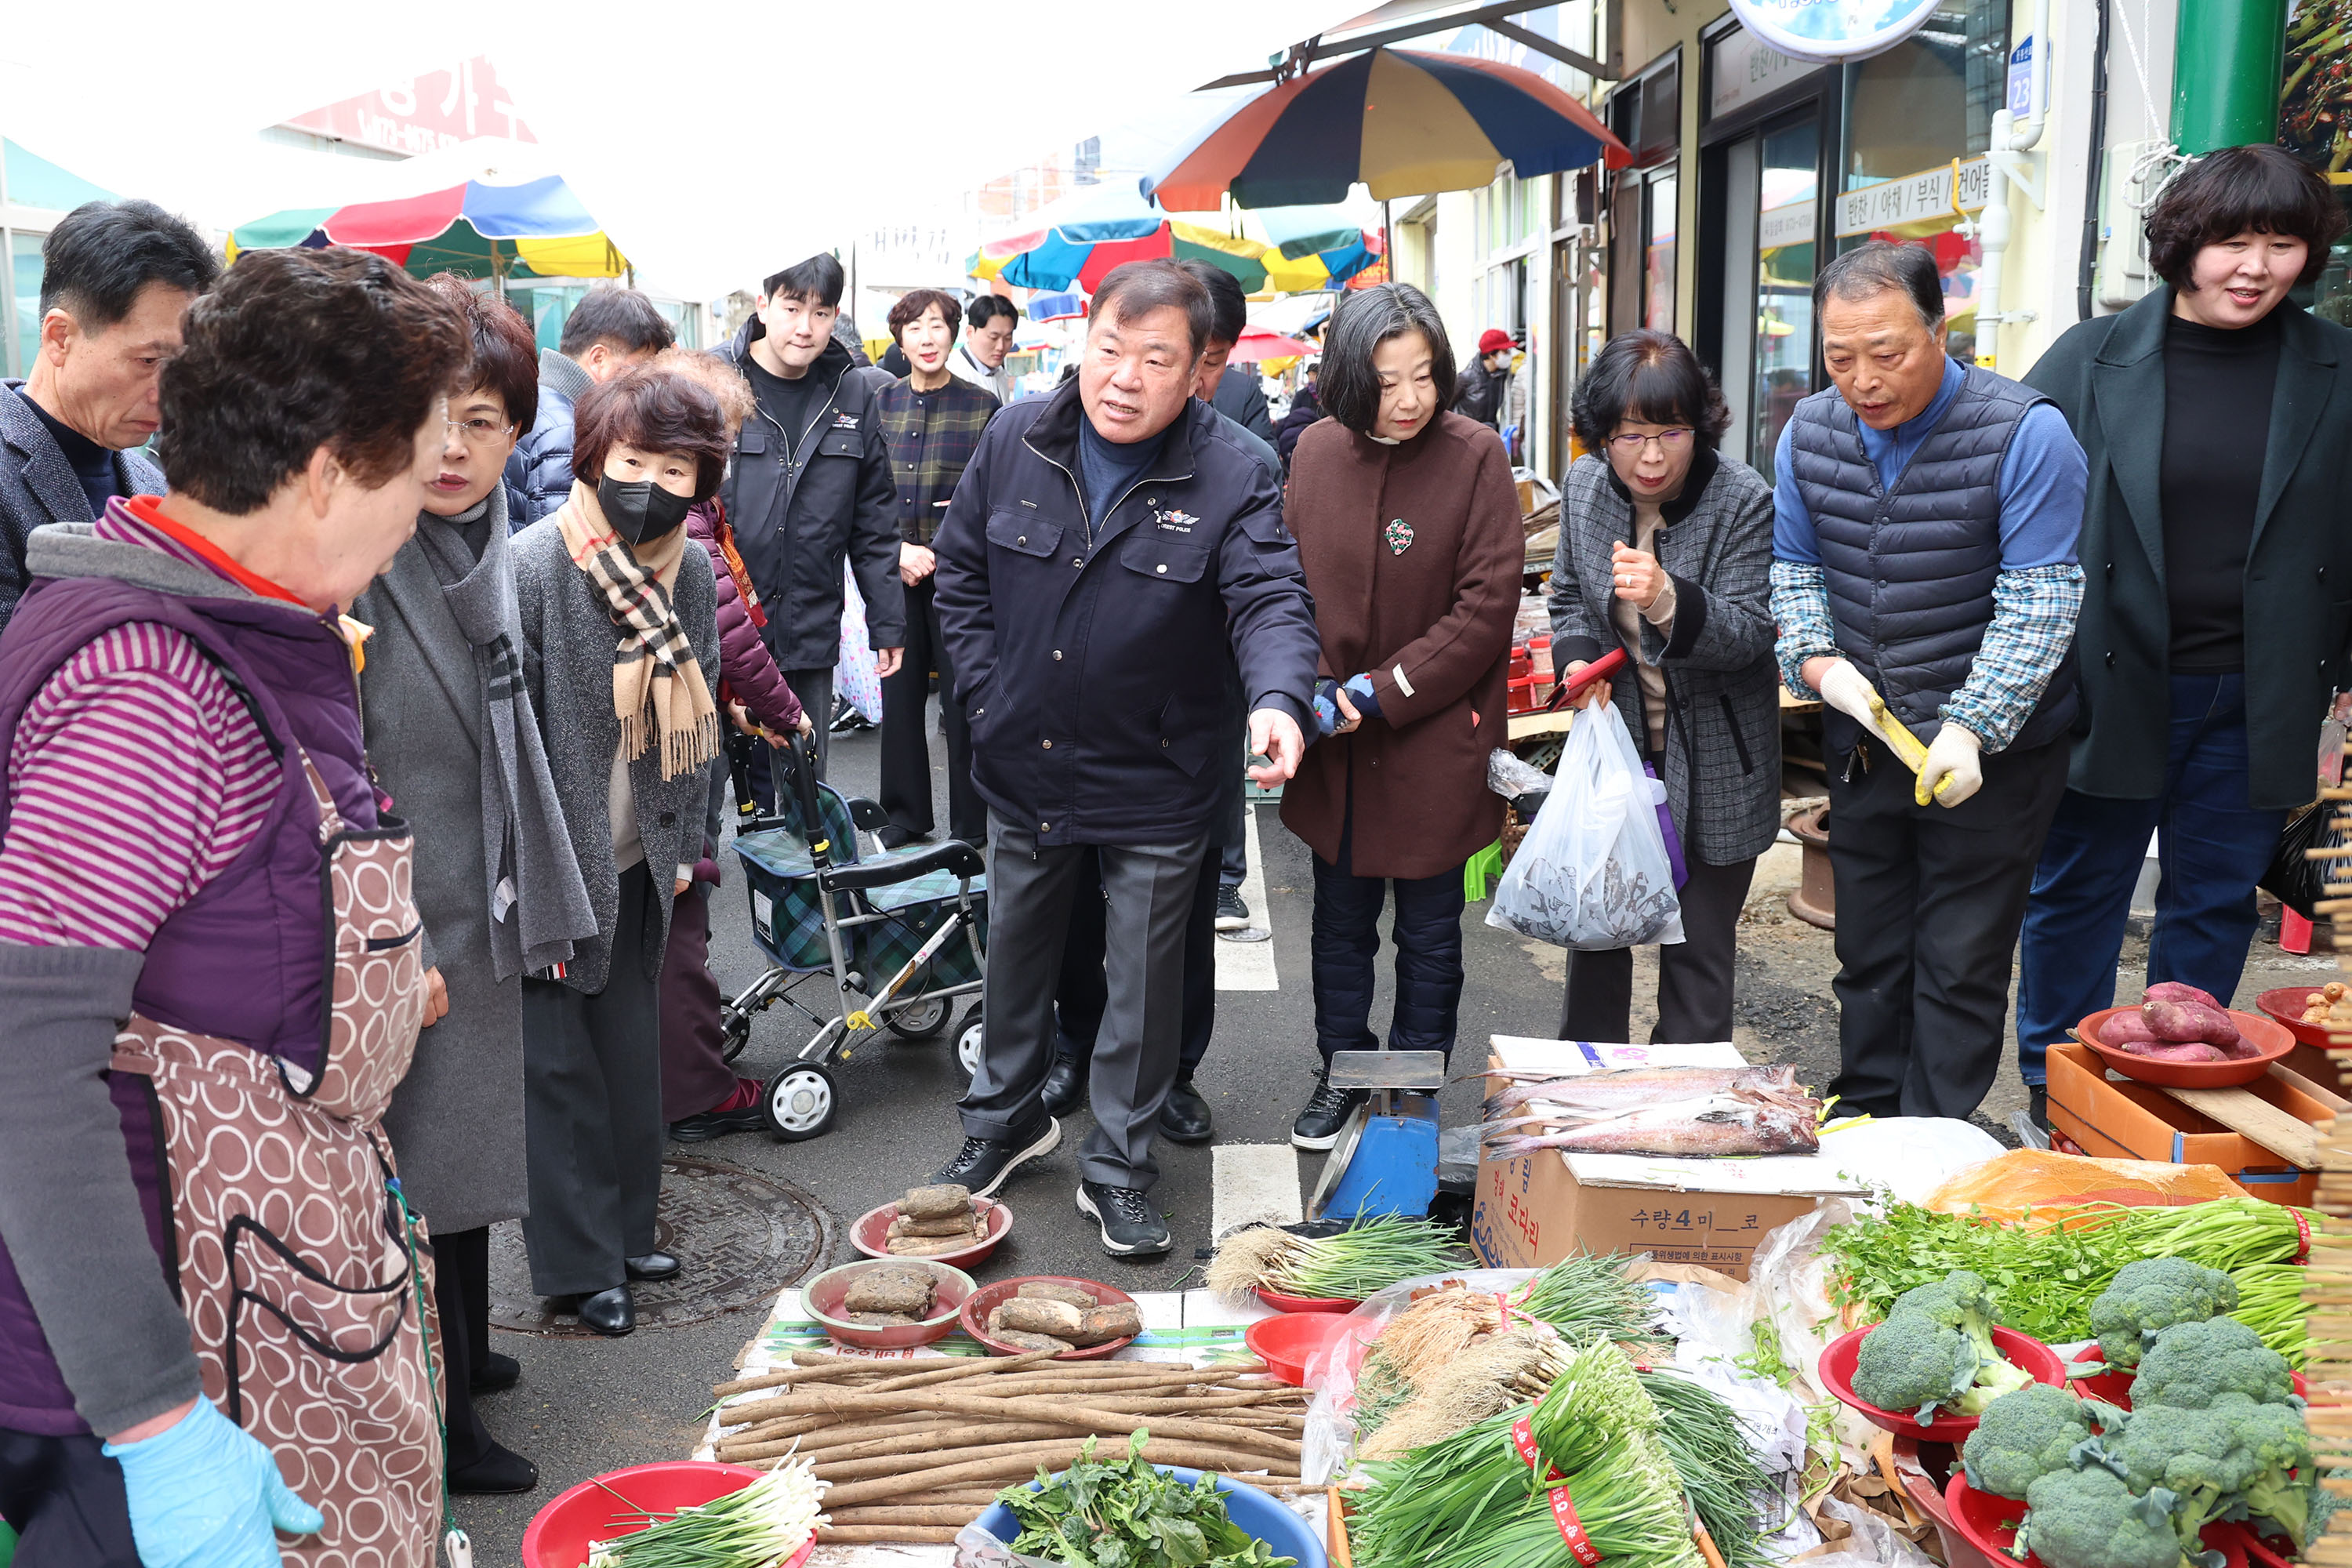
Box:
[2014,145,2352,1122]
[511,365,725,1336]
[1278,283,1524,1150]
[355,276,597,1494]
[1548,330,1779,1046]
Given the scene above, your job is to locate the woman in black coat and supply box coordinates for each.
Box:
[2015,144,2352,1105]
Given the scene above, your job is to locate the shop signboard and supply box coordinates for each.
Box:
[1759,198,1817,251]
[1723,0,1944,65]
[281,56,534,156]
[1834,157,1991,237]
[1708,26,1828,120]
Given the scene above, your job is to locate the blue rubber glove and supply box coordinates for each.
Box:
[1341,673,1383,720]
[103,1398,324,1567]
[1310,677,1342,737]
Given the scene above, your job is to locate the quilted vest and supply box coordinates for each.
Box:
[0,571,373,1434]
[1788,365,2078,753]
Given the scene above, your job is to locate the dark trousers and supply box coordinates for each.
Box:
[1824,735,2071,1119]
[1311,815,1468,1062]
[2016,673,2288,1084]
[434,1225,499,1472]
[879,580,982,842]
[1054,845,1221,1081]
[0,1429,134,1567]
[658,884,736,1123]
[964,814,1206,1189]
[521,861,666,1298]
[1560,855,1758,1044]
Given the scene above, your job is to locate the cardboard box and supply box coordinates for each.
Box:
[2045,1040,2324,1207]
[1468,1038,1868,1279]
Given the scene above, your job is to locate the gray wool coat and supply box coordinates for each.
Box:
[511,515,720,993]
[0,380,165,630]
[1548,447,1782,866]
[357,490,564,1232]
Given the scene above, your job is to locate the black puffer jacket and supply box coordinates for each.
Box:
[716,321,906,670]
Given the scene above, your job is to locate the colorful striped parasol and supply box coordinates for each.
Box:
[230,175,626,279]
[1147,46,1628,211]
[969,183,1382,296]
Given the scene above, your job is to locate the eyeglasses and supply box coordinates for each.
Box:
[1609,429,1693,452]
[445,416,515,446]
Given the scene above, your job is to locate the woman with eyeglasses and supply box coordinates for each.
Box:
[355,275,595,1494]
[1279,284,1525,1150]
[1548,328,1780,1045]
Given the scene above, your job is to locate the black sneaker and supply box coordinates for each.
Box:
[1292,1073,1366,1151]
[1077,1179,1171,1256]
[1214,885,1249,931]
[933,1117,1062,1198]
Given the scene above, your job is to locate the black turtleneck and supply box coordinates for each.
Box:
[2161,307,2281,673]
[16,387,120,518]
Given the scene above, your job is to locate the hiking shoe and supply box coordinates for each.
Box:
[1077,1179,1171,1256]
[932,1117,1061,1199]
[1214,885,1249,931]
[1291,1073,1366,1151]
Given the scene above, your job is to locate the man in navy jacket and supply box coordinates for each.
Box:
[931,261,1317,1256]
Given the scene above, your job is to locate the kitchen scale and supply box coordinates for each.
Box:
[1308,1049,1446,1220]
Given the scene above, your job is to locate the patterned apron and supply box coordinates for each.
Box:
[113,754,441,1568]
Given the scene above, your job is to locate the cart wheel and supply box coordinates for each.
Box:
[763,1062,838,1142]
[885,994,951,1040]
[954,1007,985,1080]
[719,1004,752,1064]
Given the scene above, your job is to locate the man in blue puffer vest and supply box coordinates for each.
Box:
[1769,240,2088,1123]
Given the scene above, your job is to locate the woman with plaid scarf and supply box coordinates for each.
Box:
[511,366,727,1337]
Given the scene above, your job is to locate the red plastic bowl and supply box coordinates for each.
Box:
[1818,1324,2069,1439]
[800,1258,975,1351]
[1246,1311,1375,1385]
[1255,1287,1360,1314]
[2067,1348,2309,1409]
[1943,1470,2248,1568]
[2257,985,2343,1048]
[848,1196,1011,1268]
[2076,1005,2293,1087]
[960,1276,1140,1360]
[521,1461,817,1568]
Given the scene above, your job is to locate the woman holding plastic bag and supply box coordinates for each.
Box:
[1279,283,1525,1150]
[1536,329,1779,1044]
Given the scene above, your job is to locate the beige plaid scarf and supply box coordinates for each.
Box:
[555,481,720,780]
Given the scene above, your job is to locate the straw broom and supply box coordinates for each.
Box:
[2299,736,2352,1567]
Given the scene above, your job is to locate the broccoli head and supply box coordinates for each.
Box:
[2224,1394,2314,1548]
[2015,1467,2187,1568]
[2089,1257,2239,1370]
[2093,1395,2263,1547]
[1962,1384,2096,1500]
[1853,1269,2034,1421]
[2130,1316,2294,1410]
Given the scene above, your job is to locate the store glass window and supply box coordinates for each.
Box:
[1835,0,2007,359]
[10,233,44,380]
[1645,172,1679,331]
[1754,121,1819,471]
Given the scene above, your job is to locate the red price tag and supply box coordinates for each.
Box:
[1548,1482,1604,1566]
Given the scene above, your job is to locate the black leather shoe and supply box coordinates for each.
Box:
[933,1116,1062,1198]
[1160,1077,1212,1143]
[876,825,929,851]
[448,1439,539,1494]
[575,1285,634,1335]
[1042,1054,1088,1120]
[1292,1073,1365,1151]
[668,1103,766,1142]
[470,1352,521,1395]
[625,1251,681,1282]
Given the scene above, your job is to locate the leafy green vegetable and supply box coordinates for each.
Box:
[2229,1262,2310,1367]
[1266,1215,1469,1300]
[997,1433,1296,1567]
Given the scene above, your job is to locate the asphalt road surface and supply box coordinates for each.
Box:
[452,706,2331,1561]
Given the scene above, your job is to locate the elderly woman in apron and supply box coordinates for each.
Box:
[0,247,466,1567]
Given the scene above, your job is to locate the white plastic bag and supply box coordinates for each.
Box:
[1486,703,1683,949]
[833,561,884,722]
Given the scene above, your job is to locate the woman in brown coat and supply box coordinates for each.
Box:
[1280,284,1525,1149]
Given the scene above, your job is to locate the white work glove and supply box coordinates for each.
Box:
[1917,722,1983,807]
[1812,659,1881,728]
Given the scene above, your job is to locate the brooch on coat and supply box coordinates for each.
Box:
[1384,517,1414,554]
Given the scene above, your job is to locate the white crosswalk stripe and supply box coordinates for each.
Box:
[1212,804,1279,992]
[1210,1142,1305,1240]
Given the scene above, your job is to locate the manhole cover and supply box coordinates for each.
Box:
[488,1156,836,1336]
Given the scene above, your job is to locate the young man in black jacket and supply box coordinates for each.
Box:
[718,254,905,780]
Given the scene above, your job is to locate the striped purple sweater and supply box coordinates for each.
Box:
[0,509,277,948]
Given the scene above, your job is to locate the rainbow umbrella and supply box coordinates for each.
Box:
[1255,204,1385,292]
[1229,325,1315,363]
[1148,46,1628,210]
[230,175,626,279]
[971,183,1271,294]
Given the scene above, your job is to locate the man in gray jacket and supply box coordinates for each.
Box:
[0,199,216,631]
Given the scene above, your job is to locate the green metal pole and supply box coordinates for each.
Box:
[2169,0,2288,153]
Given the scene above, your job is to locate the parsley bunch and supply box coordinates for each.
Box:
[998,1434,1297,1567]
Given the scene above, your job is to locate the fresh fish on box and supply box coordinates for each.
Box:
[1481,1088,1822,1158]
[1480,1063,1802,1119]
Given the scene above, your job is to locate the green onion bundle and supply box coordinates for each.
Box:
[2109,1200,2314,1274]
[1637,1368,1778,1568]
[1513,1251,1662,1343]
[1207,1215,1471,1304]
[586,1462,825,1568]
[2230,1261,2310,1367]
[1423,1438,1703,1568]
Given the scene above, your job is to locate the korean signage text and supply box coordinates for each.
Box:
[1835,158,1991,238]
[282,56,534,156]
